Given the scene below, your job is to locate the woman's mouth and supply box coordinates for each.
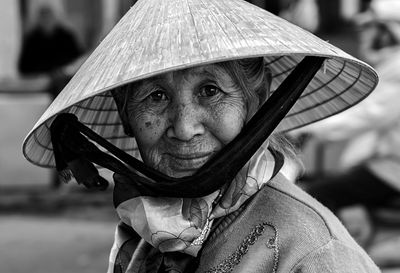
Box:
[164,152,215,174]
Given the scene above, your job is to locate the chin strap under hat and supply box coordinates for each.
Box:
[48,56,322,195]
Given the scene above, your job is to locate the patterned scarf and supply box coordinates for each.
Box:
[108,143,279,272]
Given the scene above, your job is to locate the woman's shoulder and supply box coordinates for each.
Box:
[263,173,350,240]
[261,173,367,253]
[252,173,379,271]
[197,173,380,273]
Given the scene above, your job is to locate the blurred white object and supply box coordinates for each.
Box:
[371,0,400,21]
[355,0,400,54]
[341,0,360,20]
[101,0,121,36]
[296,49,400,191]
[294,0,400,191]
[0,0,21,77]
[354,0,400,24]
[280,0,320,32]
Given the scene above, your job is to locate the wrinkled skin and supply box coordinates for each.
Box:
[125,65,258,178]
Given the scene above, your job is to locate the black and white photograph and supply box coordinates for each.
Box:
[1,0,400,272]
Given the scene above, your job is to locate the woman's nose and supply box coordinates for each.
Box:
[167,103,205,141]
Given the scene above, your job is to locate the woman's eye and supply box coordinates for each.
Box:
[199,85,221,97]
[148,90,168,102]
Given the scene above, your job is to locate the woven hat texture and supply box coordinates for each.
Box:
[23,0,378,168]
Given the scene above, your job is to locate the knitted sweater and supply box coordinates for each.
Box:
[195,173,380,273]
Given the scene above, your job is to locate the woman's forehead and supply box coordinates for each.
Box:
[142,64,232,85]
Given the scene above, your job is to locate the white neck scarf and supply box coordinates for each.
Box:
[112,143,278,258]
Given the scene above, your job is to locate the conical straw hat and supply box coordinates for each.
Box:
[23,0,378,168]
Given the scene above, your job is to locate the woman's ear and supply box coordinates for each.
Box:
[111,89,134,137]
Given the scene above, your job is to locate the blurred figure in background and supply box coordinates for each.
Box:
[279,0,320,33]
[357,0,400,65]
[18,3,83,99]
[292,0,400,266]
[18,3,84,188]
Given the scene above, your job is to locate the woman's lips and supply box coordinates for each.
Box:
[165,152,215,172]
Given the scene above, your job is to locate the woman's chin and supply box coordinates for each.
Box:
[164,168,198,178]
[172,172,195,178]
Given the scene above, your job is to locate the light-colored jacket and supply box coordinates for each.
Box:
[195,173,380,273]
[110,172,380,272]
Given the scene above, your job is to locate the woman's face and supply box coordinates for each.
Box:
[125,64,256,178]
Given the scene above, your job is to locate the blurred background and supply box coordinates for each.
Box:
[0,0,399,272]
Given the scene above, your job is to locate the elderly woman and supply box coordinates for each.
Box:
[23,0,380,272]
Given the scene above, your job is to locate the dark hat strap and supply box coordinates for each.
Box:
[50,56,325,197]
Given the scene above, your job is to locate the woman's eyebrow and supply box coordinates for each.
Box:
[137,74,170,90]
[138,67,226,87]
[182,67,222,83]
[196,69,217,79]
[198,66,235,86]
[198,66,224,79]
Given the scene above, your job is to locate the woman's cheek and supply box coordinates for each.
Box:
[137,118,164,144]
[131,114,167,167]
[212,102,246,144]
[129,106,165,145]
